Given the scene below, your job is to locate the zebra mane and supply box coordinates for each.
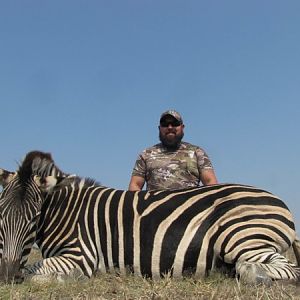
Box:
[84,177,100,186]
[59,176,100,188]
[46,175,101,194]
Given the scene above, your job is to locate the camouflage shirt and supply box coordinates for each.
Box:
[131,142,214,190]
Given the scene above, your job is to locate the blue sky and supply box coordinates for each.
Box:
[0,1,299,228]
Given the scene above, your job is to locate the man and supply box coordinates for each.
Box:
[128,110,218,191]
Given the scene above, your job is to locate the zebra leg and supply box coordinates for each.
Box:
[24,257,89,283]
[236,251,300,285]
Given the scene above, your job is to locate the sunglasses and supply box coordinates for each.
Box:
[160,120,182,127]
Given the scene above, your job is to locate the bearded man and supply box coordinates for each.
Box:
[128,110,218,191]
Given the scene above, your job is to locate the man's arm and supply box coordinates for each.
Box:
[195,147,218,186]
[128,175,145,191]
[200,169,218,186]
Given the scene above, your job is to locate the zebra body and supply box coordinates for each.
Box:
[34,180,297,280]
[0,151,299,284]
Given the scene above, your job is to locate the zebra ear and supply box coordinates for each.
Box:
[0,169,16,187]
[33,175,58,192]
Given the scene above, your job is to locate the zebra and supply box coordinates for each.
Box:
[0,150,299,285]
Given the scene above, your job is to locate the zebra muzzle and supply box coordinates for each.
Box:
[0,258,24,284]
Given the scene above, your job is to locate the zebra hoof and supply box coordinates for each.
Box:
[236,262,272,286]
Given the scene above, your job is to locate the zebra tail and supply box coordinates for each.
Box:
[292,236,300,267]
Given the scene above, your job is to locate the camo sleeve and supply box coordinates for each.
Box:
[131,153,146,178]
[195,147,214,170]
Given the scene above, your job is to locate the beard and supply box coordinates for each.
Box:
[159,131,184,150]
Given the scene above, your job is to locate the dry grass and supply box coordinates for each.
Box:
[0,248,299,300]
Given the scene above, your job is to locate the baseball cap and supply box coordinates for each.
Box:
[160,110,183,124]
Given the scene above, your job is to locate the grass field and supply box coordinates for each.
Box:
[0,248,299,300]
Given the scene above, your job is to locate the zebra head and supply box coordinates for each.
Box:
[0,158,57,283]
